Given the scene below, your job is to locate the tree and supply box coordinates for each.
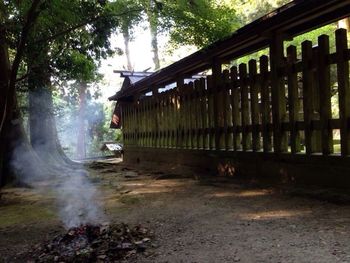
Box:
[0,0,44,185]
[23,0,118,168]
[162,0,240,48]
[0,0,137,185]
[111,0,143,71]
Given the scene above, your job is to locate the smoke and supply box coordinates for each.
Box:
[8,83,111,229]
[56,170,105,228]
[10,123,107,229]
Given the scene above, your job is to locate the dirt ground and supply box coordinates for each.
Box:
[1,158,350,263]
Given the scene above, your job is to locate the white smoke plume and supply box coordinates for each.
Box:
[10,138,107,229]
[56,170,105,228]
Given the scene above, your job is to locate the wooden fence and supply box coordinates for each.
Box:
[122,29,350,159]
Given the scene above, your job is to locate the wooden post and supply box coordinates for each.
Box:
[336,28,350,156]
[230,66,241,151]
[312,46,322,152]
[302,40,316,155]
[239,63,251,151]
[270,34,288,153]
[286,45,301,154]
[317,35,333,155]
[249,60,261,152]
[260,55,272,152]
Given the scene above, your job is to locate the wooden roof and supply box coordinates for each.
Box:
[112,0,350,101]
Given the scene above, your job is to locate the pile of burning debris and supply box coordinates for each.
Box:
[26,223,154,262]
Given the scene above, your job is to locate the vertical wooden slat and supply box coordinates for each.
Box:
[169,90,175,148]
[222,69,230,151]
[212,60,222,150]
[176,80,183,148]
[146,98,150,147]
[184,84,190,149]
[135,98,140,147]
[240,63,251,151]
[125,103,129,146]
[207,76,214,150]
[200,78,208,149]
[302,40,315,155]
[318,35,333,155]
[312,47,322,152]
[123,103,128,145]
[189,83,194,149]
[139,99,143,147]
[163,93,167,148]
[192,82,198,149]
[175,89,180,148]
[130,103,134,145]
[336,28,350,156]
[151,90,156,147]
[249,60,261,152]
[179,84,185,149]
[164,93,168,148]
[148,97,152,147]
[183,84,189,149]
[160,93,164,148]
[194,80,201,149]
[287,45,301,154]
[142,99,145,147]
[260,56,272,152]
[131,103,135,146]
[230,66,241,151]
[270,35,288,153]
[133,100,137,146]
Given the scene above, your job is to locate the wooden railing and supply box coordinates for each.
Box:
[122,28,350,158]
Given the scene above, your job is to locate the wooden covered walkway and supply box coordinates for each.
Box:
[110,0,350,188]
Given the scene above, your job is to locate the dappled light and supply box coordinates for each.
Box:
[208,189,271,198]
[238,209,312,221]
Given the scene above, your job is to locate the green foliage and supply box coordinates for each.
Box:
[230,0,291,25]
[285,24,337,55]
[161,0,240,48]
[54,50,101,83]
[110,0,143,39]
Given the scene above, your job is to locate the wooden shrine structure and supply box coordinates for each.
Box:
[110,0,350,188]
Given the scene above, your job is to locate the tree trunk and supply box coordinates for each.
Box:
[150,23,160,70]
[0,28,11,186]
[27,45,75,167]
[123,29,133,71]
[76,81,87,160]
[147,0,160,70]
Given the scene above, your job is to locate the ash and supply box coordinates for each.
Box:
[26,223,153,262]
